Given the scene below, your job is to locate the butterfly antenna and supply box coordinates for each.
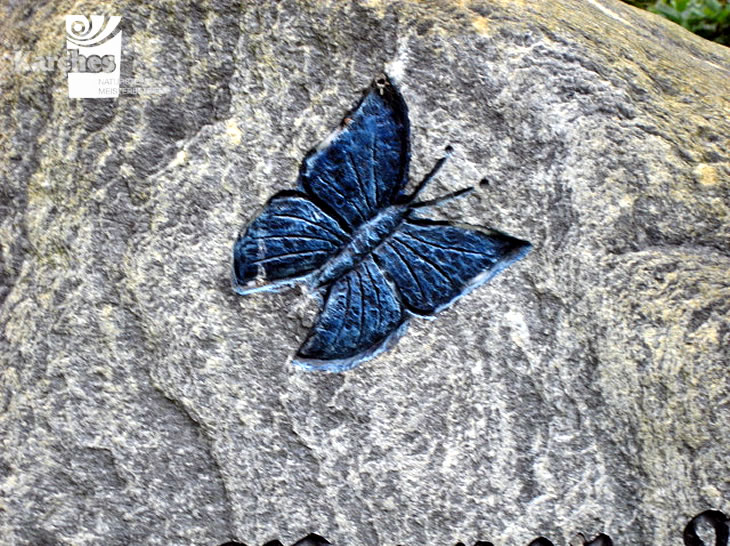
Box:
[410,186,475,209]
[408,145,453,202]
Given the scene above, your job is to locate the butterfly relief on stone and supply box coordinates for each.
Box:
[232,74,531,372]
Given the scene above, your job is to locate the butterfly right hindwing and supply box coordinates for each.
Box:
[295,256,407,371]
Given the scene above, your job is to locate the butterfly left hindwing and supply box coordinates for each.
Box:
[232,192,348,294]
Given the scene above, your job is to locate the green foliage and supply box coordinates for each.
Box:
[623,0,730,45]
[623,0,656,7]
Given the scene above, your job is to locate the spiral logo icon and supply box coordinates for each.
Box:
[65,15,121,47]
[65,15,122,98]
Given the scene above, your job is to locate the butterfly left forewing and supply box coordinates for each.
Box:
[232,191,348,294]
[373,218,532,316]
[294,256,408,372]
[297,75,411,232]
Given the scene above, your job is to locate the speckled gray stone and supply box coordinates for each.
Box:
[1,1,728,545]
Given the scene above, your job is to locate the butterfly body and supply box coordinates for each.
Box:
[232,75,531,371]
[313,204,408,288]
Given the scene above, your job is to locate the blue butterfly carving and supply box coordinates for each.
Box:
[232,74,531,372]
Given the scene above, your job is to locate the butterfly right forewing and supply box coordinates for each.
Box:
[373,217,532,316]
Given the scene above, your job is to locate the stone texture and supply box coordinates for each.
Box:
[1,1,728,545]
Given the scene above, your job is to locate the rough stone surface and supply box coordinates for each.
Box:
[1,1,728,545]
